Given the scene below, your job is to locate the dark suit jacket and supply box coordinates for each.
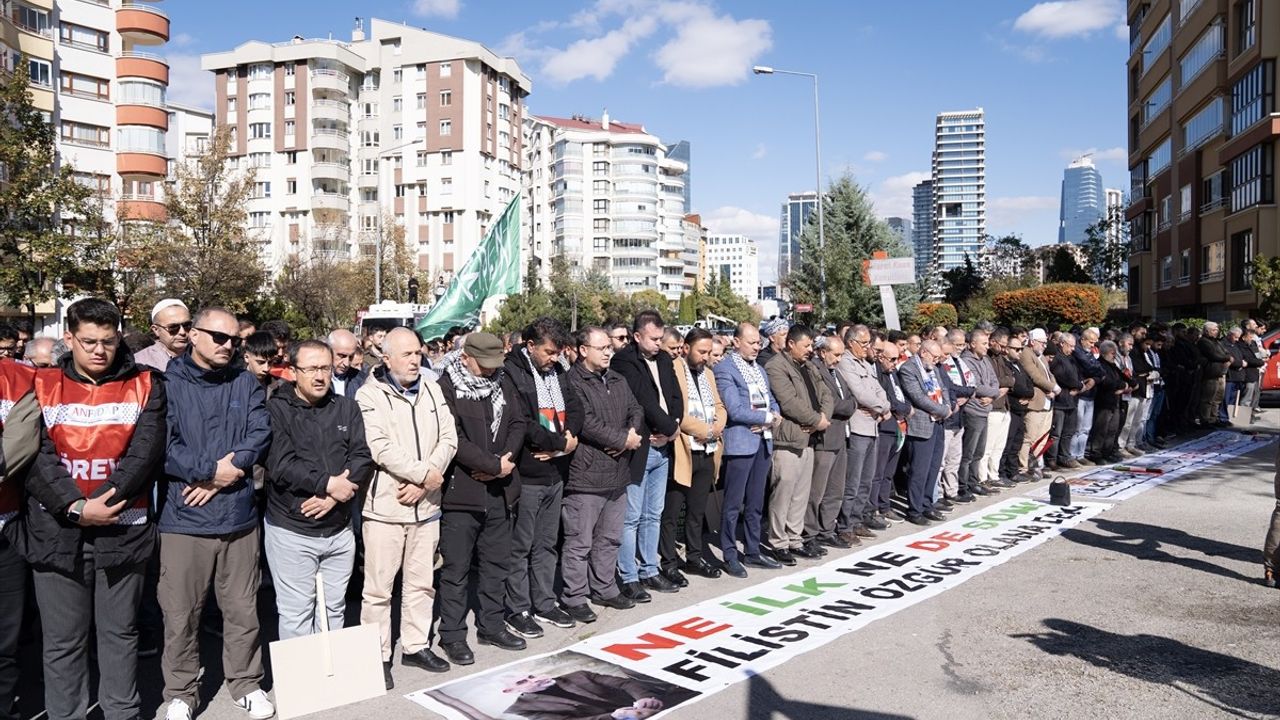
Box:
[612,344,683,482]
[506,670,657,720]
[809,357,857,451]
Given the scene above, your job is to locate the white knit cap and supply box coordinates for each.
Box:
[150,298,189,322]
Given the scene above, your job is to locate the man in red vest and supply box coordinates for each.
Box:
[0,355,38,720]
[20,298,167,720]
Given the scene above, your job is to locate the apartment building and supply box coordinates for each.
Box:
[704,233,759,304]
[1,1,211,328]
[1126,0,1276,320]
[777,190,817,285]
[201,17,531,279]
[931,109,987,281]
[522,112,691,302]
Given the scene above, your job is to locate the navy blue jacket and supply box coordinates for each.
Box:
[1072,345,1104,399]
[333,366,368,400]
[158,352,271,536]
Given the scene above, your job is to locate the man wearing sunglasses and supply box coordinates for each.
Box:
[158,308,274,720]
[135,298,192,373]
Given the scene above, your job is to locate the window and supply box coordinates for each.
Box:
[23,56,50,87]
[1142,14,1172,75]
[252,181,271,198]
[416,151,428,166]
[392,68,402,83]
[1202,170,1226,212]
[393,124,403,140]
[1142,77,1172,126]
[61,121,109,148]
[228,126,237,145]
[1179,20,1223,86]
[72,172,111,194]
[361,189,377,203]
[593,179,610,192]
[361,130,379,147]
[117,126,165,154]
[361,158,379,174]
[1201,240,1224,279]
[415,121,426,138]
[593,199,609,212]
[1146,137,1172,177]
[416,93,426,109]
[60,22,108,52]
[285,64,295,77]
[1235,0,1255,55]
[286,179,297,195]
[392,96,402,112]
[1179,249,1191,281]
[484,180,491,198]
[227,97,237,113]
[498,103,510,120]
[249,212,270,228]
[439,120,452,136]
[1178,184,1192,220]
[14,3,49,34]
[593,218,609,231]
[248,152,270,168]
[248,63,272,80]
[416,63,426,77]
[1230,229,1254,290]
[1229,143,1273,211]
[249,122,271,139]
[394,184,406,198]
[61,72,109,100]
[117,81,165,107]
[248,93,270,110]
[440,177,453,194]
[284,120,295,137]
[439,90,452,107]
[285,151,297,165]
[1231,61,1274,136]
[1161,255,1173,287]
[1182,97,1223,151]
[284,91,295,106]
[443,211,455,224]
[439,62,451,77]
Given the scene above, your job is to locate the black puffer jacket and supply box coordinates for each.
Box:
[503,349,584,486]
[436,366,527,512]
[264,385,373,537]
[566,363,642,493]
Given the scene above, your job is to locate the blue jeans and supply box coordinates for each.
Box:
[1145,386,1165,444]
[618,445,669,583]
[1220,381,1240,422]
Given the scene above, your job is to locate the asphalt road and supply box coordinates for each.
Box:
[17,410,1279,720]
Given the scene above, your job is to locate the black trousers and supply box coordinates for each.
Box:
[1048,407,1077,466]
[438,493,513,644]
[1088,406,1122,460]
[957,413,988,495]
[872,431,901,513]
[660,452,714,572]
[1000,410,1027,480]
[0,536,23,720]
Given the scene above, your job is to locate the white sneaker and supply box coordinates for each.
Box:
[234,689,275,720]
[165,699,193,720]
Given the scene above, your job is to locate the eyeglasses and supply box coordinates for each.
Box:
[195,327,242,349]
[295,365,333,375]
[1008,345,1024,351]
[155,320,193,336]
[73,335,119,351]
[582,344,613,353]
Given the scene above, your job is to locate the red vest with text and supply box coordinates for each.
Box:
[34,367,152,525]
[0,360,36,528]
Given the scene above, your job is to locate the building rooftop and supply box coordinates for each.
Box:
[537,114,648,135]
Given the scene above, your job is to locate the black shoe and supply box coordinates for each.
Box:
[535,605,577,629]
[642,574,680,594]
[683,558,722,579]
[906,514,931,526]
[505,612,544,639]
[562,603,598,624]
[660,568,689,588]
[970,485,993,496]
[590,592,636,610]
[406,647,454,671]
[993,478,1017,488]
[884,509,907,522]
[743,553,782,569]
[1044,461,1059,472]
[383,661,395,690]
[620,581,652,603]
[478,629,527,651]
[793,542,823,559]
[723,559,748,578]
[953,493,977,503]
[924,510,947,522]
[1014,473,1035,483]
[936,498,955,510]
[819,534,852,549]
[770,549,797,566]
[864,516,890,531]
[934,504,953,514]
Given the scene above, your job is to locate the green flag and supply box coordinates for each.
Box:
[415,195,521,341]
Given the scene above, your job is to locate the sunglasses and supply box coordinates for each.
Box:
[156,320,193,335]
[195,327,242,348]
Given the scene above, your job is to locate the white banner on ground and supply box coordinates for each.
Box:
[1029,431,1276,503]
[407,498,1108,720]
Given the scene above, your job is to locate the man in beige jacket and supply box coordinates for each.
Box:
[357,327,458,689]
[1017,328,1059,480]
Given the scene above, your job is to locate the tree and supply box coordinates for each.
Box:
[159,126,266,312]
[941,254,985,308]
[0,58,103,323]
[1082,207,1130,290]
[785,174,920,325]
[70,202,169,328]
[1045,246,1091,284]
[1252,254,1280,322]
[272,254,367,337]
[985,234,1034,280]
[353,211,428,305]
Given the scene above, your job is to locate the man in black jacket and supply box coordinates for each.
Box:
[436,333,529,665]
[999,336,1035,480]
[610,311,683,602]
[1047,333,1083,471]
[1197,322,1231,426]
[502,318,584,639]
[263,340,372,641]
[19,298,166,720]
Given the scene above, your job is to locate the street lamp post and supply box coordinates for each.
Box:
[753,65,826,318]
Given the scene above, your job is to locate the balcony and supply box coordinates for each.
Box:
[310,69,350,93]
[312,162,350,182]
[311,192,350,212]
[116,52,168,84]
[116,105,168,130]
[1199,270,1224,283]
[117,195,166,222]
[311,128,349,151]
[117,152,166,179]
[116,2,169,46]
[311,98,349,122]
[355,172,378,189]
[1199,197,1226,215]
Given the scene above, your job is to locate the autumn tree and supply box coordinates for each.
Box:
[1083,207,1130,290]
[272,253,367,337]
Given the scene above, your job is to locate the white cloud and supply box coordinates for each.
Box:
[1114,23,1129,40]
[170,32,195,48]
[751,143,767,160]
[411,0,461,19]
[165,54,214,110]
[1060,146,1129,163]
[1013,0,1123,39]
[541,16,658,84]
[702,205,780,283]
[866,171,930,219]
[863,150,888,163]
[987,195,1059,233]
[652,6,772,88]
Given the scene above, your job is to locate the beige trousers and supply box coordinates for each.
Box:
[360,519,440,661]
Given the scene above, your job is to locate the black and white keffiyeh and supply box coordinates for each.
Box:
[445,355,505,439]
[523,347,565,432]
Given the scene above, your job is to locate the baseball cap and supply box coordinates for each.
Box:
[464,332,506,368]
[1028,328,1048,342]
[150,298,189,322]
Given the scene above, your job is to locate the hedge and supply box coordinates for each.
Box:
[992,283,1105,329]
[910,302,958,333]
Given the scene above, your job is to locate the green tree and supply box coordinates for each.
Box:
[271,254,368,337]
[986,234,1034,281]
[1045,246,1091,284]
[677,292,697,324]
[159,126,266,312]
[785,174,919,325]
[1252,254,1280,321]
[1082,207,1130,290]
[0,58,102,323]
[941,254,985,308]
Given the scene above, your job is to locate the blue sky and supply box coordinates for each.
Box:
[165,0,1130,283]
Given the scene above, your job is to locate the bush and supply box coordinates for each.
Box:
[992,283,1105,329]
[910,302,958,333]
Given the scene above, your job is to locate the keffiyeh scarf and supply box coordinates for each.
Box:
[683,360,716,452]
[445,355,506,439]
[523,347,565,433]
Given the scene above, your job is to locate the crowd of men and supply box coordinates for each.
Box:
[0,299,1271,720]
